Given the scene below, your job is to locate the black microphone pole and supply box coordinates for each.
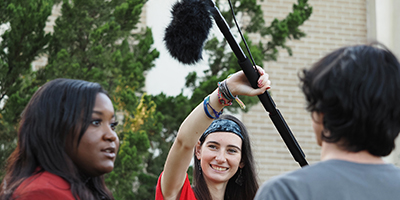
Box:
[206,0,308,167]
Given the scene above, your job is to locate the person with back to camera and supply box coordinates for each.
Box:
[155,66,271,200]
[254,43,400,200]
[0,78,119,200]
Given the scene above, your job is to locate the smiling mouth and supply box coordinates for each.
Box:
[210,165,228,171]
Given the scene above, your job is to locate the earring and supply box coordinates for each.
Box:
[235,168,244,186]
[198,164,202,175]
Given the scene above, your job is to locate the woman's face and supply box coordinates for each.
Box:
[68,93,119,177]
[196,132,244,185]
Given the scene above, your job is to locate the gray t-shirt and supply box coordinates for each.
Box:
[254,159,400,200]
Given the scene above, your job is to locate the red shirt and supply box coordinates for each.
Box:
[13,169,76,200]
[155,172,197,200]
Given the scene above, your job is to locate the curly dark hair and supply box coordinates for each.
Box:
[299,43,400,156]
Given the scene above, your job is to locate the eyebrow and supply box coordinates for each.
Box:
[92,111,115,118]
[206,141,241,151]
[92,111,103,115]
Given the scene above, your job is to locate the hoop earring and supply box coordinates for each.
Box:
[235,168,244,186]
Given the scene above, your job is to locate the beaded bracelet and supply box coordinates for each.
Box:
[218,80,246,109]
[217,87,233,106]
[203,96,223,119]
[218,81,235,101]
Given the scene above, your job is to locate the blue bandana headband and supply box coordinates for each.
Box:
[200,119,243,141]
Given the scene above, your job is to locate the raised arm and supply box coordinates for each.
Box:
[160,67,270,199]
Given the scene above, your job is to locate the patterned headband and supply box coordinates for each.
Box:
[200,118,243,141]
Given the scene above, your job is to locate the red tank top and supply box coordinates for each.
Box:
[155,172,197,200]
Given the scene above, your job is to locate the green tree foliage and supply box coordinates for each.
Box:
[109,91,163,199]
[0,0,162,199]
[0,0,54,178]
[151,0,312,184]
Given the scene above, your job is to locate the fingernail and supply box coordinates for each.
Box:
[266,86,271,90]
[258,80,263,87]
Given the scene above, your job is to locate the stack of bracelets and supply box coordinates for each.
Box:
[203,79,246,119]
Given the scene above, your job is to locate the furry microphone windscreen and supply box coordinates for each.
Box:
[164,0,213,65]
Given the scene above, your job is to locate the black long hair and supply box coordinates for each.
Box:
[0,78,114,200]
[192,115,259,200]
[300,43,400,156]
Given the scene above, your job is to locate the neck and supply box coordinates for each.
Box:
[204,179,227,200]
[320,142,385,164]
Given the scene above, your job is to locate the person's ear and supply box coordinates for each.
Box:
[239,161,245,169]
[311,112,324,124]
[195,141,202,160]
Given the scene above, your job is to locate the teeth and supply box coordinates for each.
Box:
[212,166,227,171]
[105,150,111,153]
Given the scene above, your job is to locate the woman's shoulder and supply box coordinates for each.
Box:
[13,170,76,200]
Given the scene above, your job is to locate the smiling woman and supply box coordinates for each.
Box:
[193,116,256,200]
[156,66,271,200]
[0,79,118,200]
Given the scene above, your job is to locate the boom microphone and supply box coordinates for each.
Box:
[164,0,308,167]
[164,0,214,64]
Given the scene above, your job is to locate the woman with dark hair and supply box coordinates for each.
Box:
[156,67,271,200]
[0,78,118,200]
[192,114,259,200]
